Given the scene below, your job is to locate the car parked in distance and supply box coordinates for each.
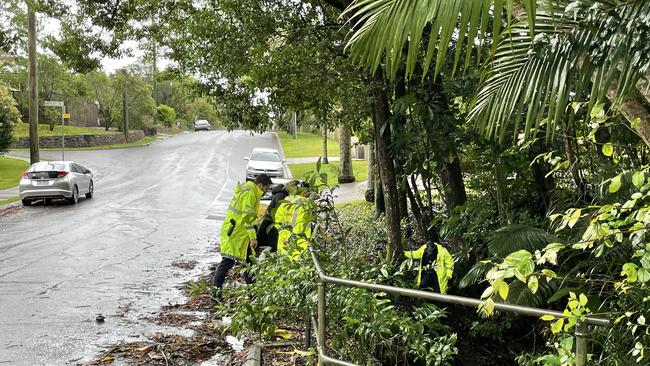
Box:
[193,120,211,131]
[19,161,94,206]
[245,148,286,181]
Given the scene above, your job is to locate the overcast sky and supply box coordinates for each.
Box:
[41,13,168,75]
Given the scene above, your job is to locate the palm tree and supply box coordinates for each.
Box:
[344,0,650,147]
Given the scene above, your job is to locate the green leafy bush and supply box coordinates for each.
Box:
[218,190,457,365]
[157,104,176,127]
[0,85,19,152]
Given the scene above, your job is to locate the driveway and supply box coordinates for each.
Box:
[0,131,282,365]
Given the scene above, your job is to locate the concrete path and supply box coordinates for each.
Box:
[0,186,19,202]
[333,180,368,203]
[280,154,366,203]
[286,157,340,164]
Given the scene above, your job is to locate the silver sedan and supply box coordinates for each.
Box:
[19,161,94,206]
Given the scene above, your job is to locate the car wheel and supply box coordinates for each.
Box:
[86,181,94,199]
[21,198,31,206]
[67,185,79,204]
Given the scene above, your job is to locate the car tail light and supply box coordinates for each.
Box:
[21,172,29,178]
[57,171,68,178]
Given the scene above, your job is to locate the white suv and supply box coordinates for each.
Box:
[245,148,286,181]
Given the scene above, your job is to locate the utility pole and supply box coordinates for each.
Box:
[292,111,297,139]
[27,4,40,164]
[123,72,129,141]
[152,40,157,126]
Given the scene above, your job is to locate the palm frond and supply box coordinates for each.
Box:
[488,224,557,258]
[342,0,537,81]
[470,0,650,143]
[459,260,493,288]
[506,277,558,307]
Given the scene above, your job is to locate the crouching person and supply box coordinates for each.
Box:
[275,181,315,258]
[404,226,454,294]
[214,174,272,290]
[256,181,295,252]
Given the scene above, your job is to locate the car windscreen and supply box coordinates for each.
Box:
[250,151,281,162]
[29,163,67,172]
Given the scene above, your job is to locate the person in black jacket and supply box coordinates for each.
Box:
[256,181,296,252]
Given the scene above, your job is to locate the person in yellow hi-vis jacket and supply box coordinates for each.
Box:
[213,174,272,289]
[404,226,454,294]
[275,181,315,258]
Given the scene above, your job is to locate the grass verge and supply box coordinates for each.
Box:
[289,159,368,186]
[277,131,340,158]
[0,156,29,190]
[0,195,20,206]
[13,122,119,138]
[334,198,371,210]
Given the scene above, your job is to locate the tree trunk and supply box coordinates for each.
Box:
[493,146,507,220]
[153,40,158,127]
[375,165,385,214]
[397,175,409,221]
[407,174,428,239]
[321,124,328,164]
[371,71,402,262]
[529,139,554,216]
[609,80,650,148]
[563,119,587,198]
[437,153,467,213]
[365,142,376,202]
[338,125,355,183]
[123,76,129,141]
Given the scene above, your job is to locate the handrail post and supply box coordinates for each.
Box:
[317,281,327,366]
[575,322,588,366]
[305,308,312,349]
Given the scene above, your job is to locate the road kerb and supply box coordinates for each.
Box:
[272,131,292,178]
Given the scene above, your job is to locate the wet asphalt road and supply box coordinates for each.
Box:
[0,131,280,365]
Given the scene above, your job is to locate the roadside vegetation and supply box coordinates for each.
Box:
[0,156,28,190]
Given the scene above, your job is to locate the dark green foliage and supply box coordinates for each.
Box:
[488,224,558,258]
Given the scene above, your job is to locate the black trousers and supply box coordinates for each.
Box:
[213,246,255,288]
[257,221,279,252]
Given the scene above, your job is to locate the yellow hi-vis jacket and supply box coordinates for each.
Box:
[219,181,263,262]
[404,243,454,294]
[275,195,314,257]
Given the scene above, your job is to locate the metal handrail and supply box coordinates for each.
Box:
[309,248,610,366]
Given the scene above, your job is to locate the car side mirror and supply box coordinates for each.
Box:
[244,157,249,161]
[282,159,287,163]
